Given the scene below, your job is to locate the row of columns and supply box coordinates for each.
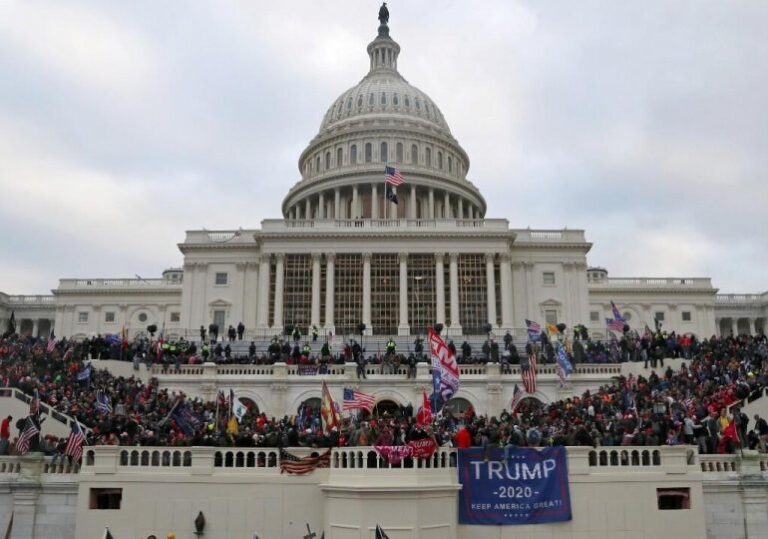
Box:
[258,252,513,335]
[286,185,482,221]
[11,318,53,338]
[717,317,763,336]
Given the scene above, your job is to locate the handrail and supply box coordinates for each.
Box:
[0,387,90,433]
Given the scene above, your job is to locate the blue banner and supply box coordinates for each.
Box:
[458,446,572,525]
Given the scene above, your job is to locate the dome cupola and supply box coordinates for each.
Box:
[283,6,486,221]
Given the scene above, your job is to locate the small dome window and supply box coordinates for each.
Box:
[404,96,410,108]
[425,101,431,115]
[346,97,352,110]
[448,156,453,173]
[380,93,387,105]
[415,97,421,110]
[368,93,374,105]
[357,96,363,108]
[393,94,399,106]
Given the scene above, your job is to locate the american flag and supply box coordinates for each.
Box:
[46,338,56,353]
[606,318,625,333]
[342,388,376,412]
[65,421,86,461]
[525,319,541,342]
[610,301,625,322]
[521,352,537,394]
[279,448,331,475]
[384,166,405,186]
[15,417,39,455]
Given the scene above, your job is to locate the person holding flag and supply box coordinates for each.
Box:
[555,342,574,387]
[320,381,341,435]
[15,417,39,455]
[64,421,86,463]
[427,327,459,412]
[416,391,433,426]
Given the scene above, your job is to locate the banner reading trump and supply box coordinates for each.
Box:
[458,446,572,525]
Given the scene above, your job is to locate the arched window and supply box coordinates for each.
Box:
[411,144,418,164]
[357,96,363,108]
[448,156,453,173]
[415,97,421,110]
[425,147,432,167]
[438,151,443,169]
[351,144,357,164]
[396,142,403,163]
[325,151,331,170]
[368,93,374,106]
[404,96,410,108]
[315,156,321,173]
[336,147,343,167]
[365,143,372,163]
[393,94,399,106]
[425,101,431,115]
[380,92,387,105]
[380,142,388,163]
[347,97,352,110]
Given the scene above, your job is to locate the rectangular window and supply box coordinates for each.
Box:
[657,488,690,510]
[544,310,558,325]
[682,311,692,322]
[170,312,180,323]
[78,312,89,323]
[655,312,665,322]
[104,312,115,323]
[215,272,228,285]
[89,488,122,510]
[542,272,556,286]
[590,311,599,322]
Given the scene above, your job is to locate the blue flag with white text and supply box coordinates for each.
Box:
[458,446,572,525]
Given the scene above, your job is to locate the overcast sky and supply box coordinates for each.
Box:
[1,1,766,295]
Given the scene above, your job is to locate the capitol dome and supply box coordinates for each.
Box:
[283,20,486,221]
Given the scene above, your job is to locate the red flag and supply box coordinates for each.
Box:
[416,391,432,426]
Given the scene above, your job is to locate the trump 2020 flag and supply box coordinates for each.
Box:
[428,328,459,410]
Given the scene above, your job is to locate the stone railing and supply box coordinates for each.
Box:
[511,229,587,243]
[715,293,768,305]
[57,278,181,289]
[0,387,87,433]
[6,295,56,305]
[0,455,80,476]
[261,218,511,233]
[77,445,701,476]
[152,361,621,379]
[591,277,713,288]
[698,452,768,476]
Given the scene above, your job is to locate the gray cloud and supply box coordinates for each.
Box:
[0,1,765,294]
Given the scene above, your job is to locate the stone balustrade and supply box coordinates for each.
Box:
[151,361,621,379]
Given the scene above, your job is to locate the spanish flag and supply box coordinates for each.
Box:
[320,381,341,435]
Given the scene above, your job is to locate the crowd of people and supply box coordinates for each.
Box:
[1,329,767,461]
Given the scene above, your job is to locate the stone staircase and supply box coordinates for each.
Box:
[0,387,87,438]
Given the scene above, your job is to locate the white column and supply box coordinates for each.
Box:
[243,262,258,331]
[371,184,379,219]
[731,318,737,336]
[318,193,325,219]
[273,254,285,331]
[334,188,340,219]
[324,254,335,333]
[428,188,435,219]
[524,262,535,320]
[32,319,39,338]
[311,253,321,327]
[435,253,445,326]
[449,252,461,334]
[236,262,248,323]
[410,185,417,218]
[305,198,311,220]
[444,192,451,219]
[398,252,409,335]
[256,255,270,330]
[457,198,464,220]
[352,186,359,219]
[486,253,497,327]
[363,252,372,334]
[748,317,755,336]
[500,253,513,329]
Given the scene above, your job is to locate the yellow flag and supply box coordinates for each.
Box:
[227,415,238,435]
[547,323,558,336]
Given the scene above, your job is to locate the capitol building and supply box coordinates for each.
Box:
[1,8,768,539]
[1,10,766,346]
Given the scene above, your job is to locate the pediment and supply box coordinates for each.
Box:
[539,298,562,307]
